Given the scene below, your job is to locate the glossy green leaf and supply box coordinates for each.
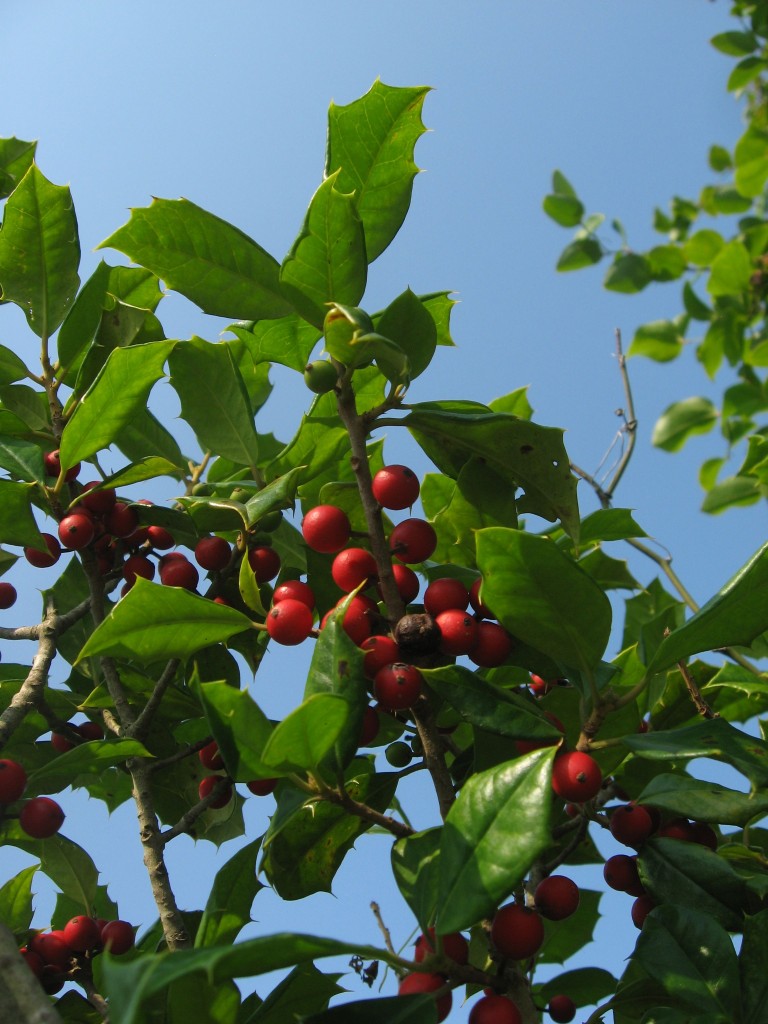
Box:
[261,759,397,900]
[303,996,437,1024]
[418,292,457,348]
[578,508,648,545]
[734,125,768,197]
[543,193,584,227]
[727,56,767,93]
[578,549,640,591]
[0,865,37,934]
[242,467,303,528]
[195,838,263,948]
[638,773,768,827]
[76,578,254,666]
[708,240,753,297]
[0,437,45,483]
[423,664,562,740]
[0,137,37,199]
[640,837,748,932]
[740,909,768,1024]
[489,386,533,419]
[711,30,758,55]
[538,889,602,965]
[647,541,768,672]
[58,341,174,472]
[0,383,49,432]
[228,314,319,373]
[604,252,652,293]
[326,81,430,262]
[647,244,686,281]
[476,528,611,673]
[437,748,555,933]
[391,828,442,936]
[196,681,276,782]
[114,406,186,474]
[701,475,762,514]
[0,345,31,385]
[683,229,724,267]
[247,963,345,1024]
[266,393,350,485]
[261,694,349,773]
[168,337,260,466]
[633,903,740,1016]
[404,404,580,541]
[7,831,99,912]
[94,457,182,491]
[100,198,291,321]
[280,173,367,330]
[556,237,602,271]
[303,603,367,772]
[629,319,684,362]
[238,546,266,616]
[537,966,617,1006]
[375,288,437,380]
[0,481,47,548]
[27,739,150,796]
[0,164,80,337]
[623,718,768,787]
[652,397,718,452]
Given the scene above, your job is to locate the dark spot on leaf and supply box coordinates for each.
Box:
[338,659,350,678]
[520,445,534,454]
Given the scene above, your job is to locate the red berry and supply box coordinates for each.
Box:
[272,579,315,609]
[331,547,377,592]
[19,947,44,978]
[159,557,199,591]
[122,554,155,585]
[124,526,150,547]
[51,730,75,753]
[77,721,104,741]
[358,706,380,747]
[0,582,17,609]
[199,775,233,808]
[266,599,314,645]
[248,546,281,583]
[469,621,513,667]
[371,465,420,510]
[689,821,718,850]
[631,894,656,929]
[609,804,655,847]
[551,751,602,803]
[424,577,469,617]
[490,903,544,960]
[469,577,493,617]
[302,505,351,553]
[470,995,523,1024]
[147,525,175,550]
[389,518,437,564]
[361,635,400,678]
[658,816,695,842]
[19,796,64,838]
[58,512,95,551]
[199,741,224,771]
[24,534,61,568]
[44,450,79,481]
[29,931,71,967]
[548,995,577,1023]
[0,759,26,803]
[389,563,421,603]
[398,973,452,1023]
[195,535,231,571]
[100,919,135,955]
[332,594,377,645]
[414,927,469,965]
[106,502,139,539]
[534,875,579,920]
[529,673,553,696]
[80,482,117,514]
[603,854,645,896]
[435,608,479,656]
[63,916,101,952]
[246,778,278,796]
[373,662,422,711]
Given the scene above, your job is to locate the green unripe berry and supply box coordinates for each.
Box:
[385,741,413,768]
[258,510,284,532]
[303,359,338,394]
[229,487,249,503]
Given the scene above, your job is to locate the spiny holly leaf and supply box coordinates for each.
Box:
[404,403,580,541]
[99,198,291,321]
[391,828,442,937]
[59,341,175,473]
[374,288,437,380]
[326,81,430,262]
[75,578,254,665]
[437,748,555,933]
[260,694,350,773]
[0,137,37,199]
[169,337,260,466]
[0,481,47,549]
[195,838,264,948]
[228,314,320,373]
[0,437,45,483]
[194,681,275,783]
[647,541,768,673]
[476,527,612,674]
[6,830,99,913]
[280,172,367,330]
[637,774,768,827]
[0,865,37,934]
[27,739,150,797]
[246,963,345,1024]
[0,164,80,337]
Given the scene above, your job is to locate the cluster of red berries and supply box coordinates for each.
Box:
[197,740,277,808]
[0,758,64,839]
[603,800,718,929]
[20,915,134,994]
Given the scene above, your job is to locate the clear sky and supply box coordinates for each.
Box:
[2,1,764,1020]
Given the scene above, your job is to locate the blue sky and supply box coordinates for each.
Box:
[2,1,764,1019]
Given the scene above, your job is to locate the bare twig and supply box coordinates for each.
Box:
[0,599,60,749]
[370,901,397,958]
[159,776,233,844]
[677,658,719,719]
[130,659,181,741]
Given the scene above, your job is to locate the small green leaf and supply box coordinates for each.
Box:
[229,314,319,373]
[76,578,254,666]
[375,288,437,380]
[542,194,584,227]
[195,837,263,948]
[578,508,648,545]
[437,749,555,933]
[114,407,186,474]
[0,345,31,385]
[0,165,80,337]
[647,541,768,671]
[0,865,37,934]
[169,337,260,466]
[7,831,99,913]
[637,774,768,827]
[326,81,430,262]
[604,253,652,293]
[0,437,45,483]
[391,828,441,936]
[630,317,685,361]
[99,198,291,321]
[734,125,768,198]
[537,966,617,1006]
[0,137,37,199]
[710,30,758,56]
[727,56,767,93]
[0,481,47,548]
[476,528,612,673]
[647,244,686,281]
[248,963,345,1024]
[196,681,275,782]
[556,237,602,271]
[27,739,151,796]
[538,890,602,965]
[652,397,717,453]
[683,229,724,266]
[280,173,367,330]
[701,475,762,514]
[261,694,349,773]
[708,240,753,297]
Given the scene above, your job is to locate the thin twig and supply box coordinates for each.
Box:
[159,776,233,843]
[677,658,719,719]
[0,599,59,749]
[370,901,397,958]
[130,659,180,741]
